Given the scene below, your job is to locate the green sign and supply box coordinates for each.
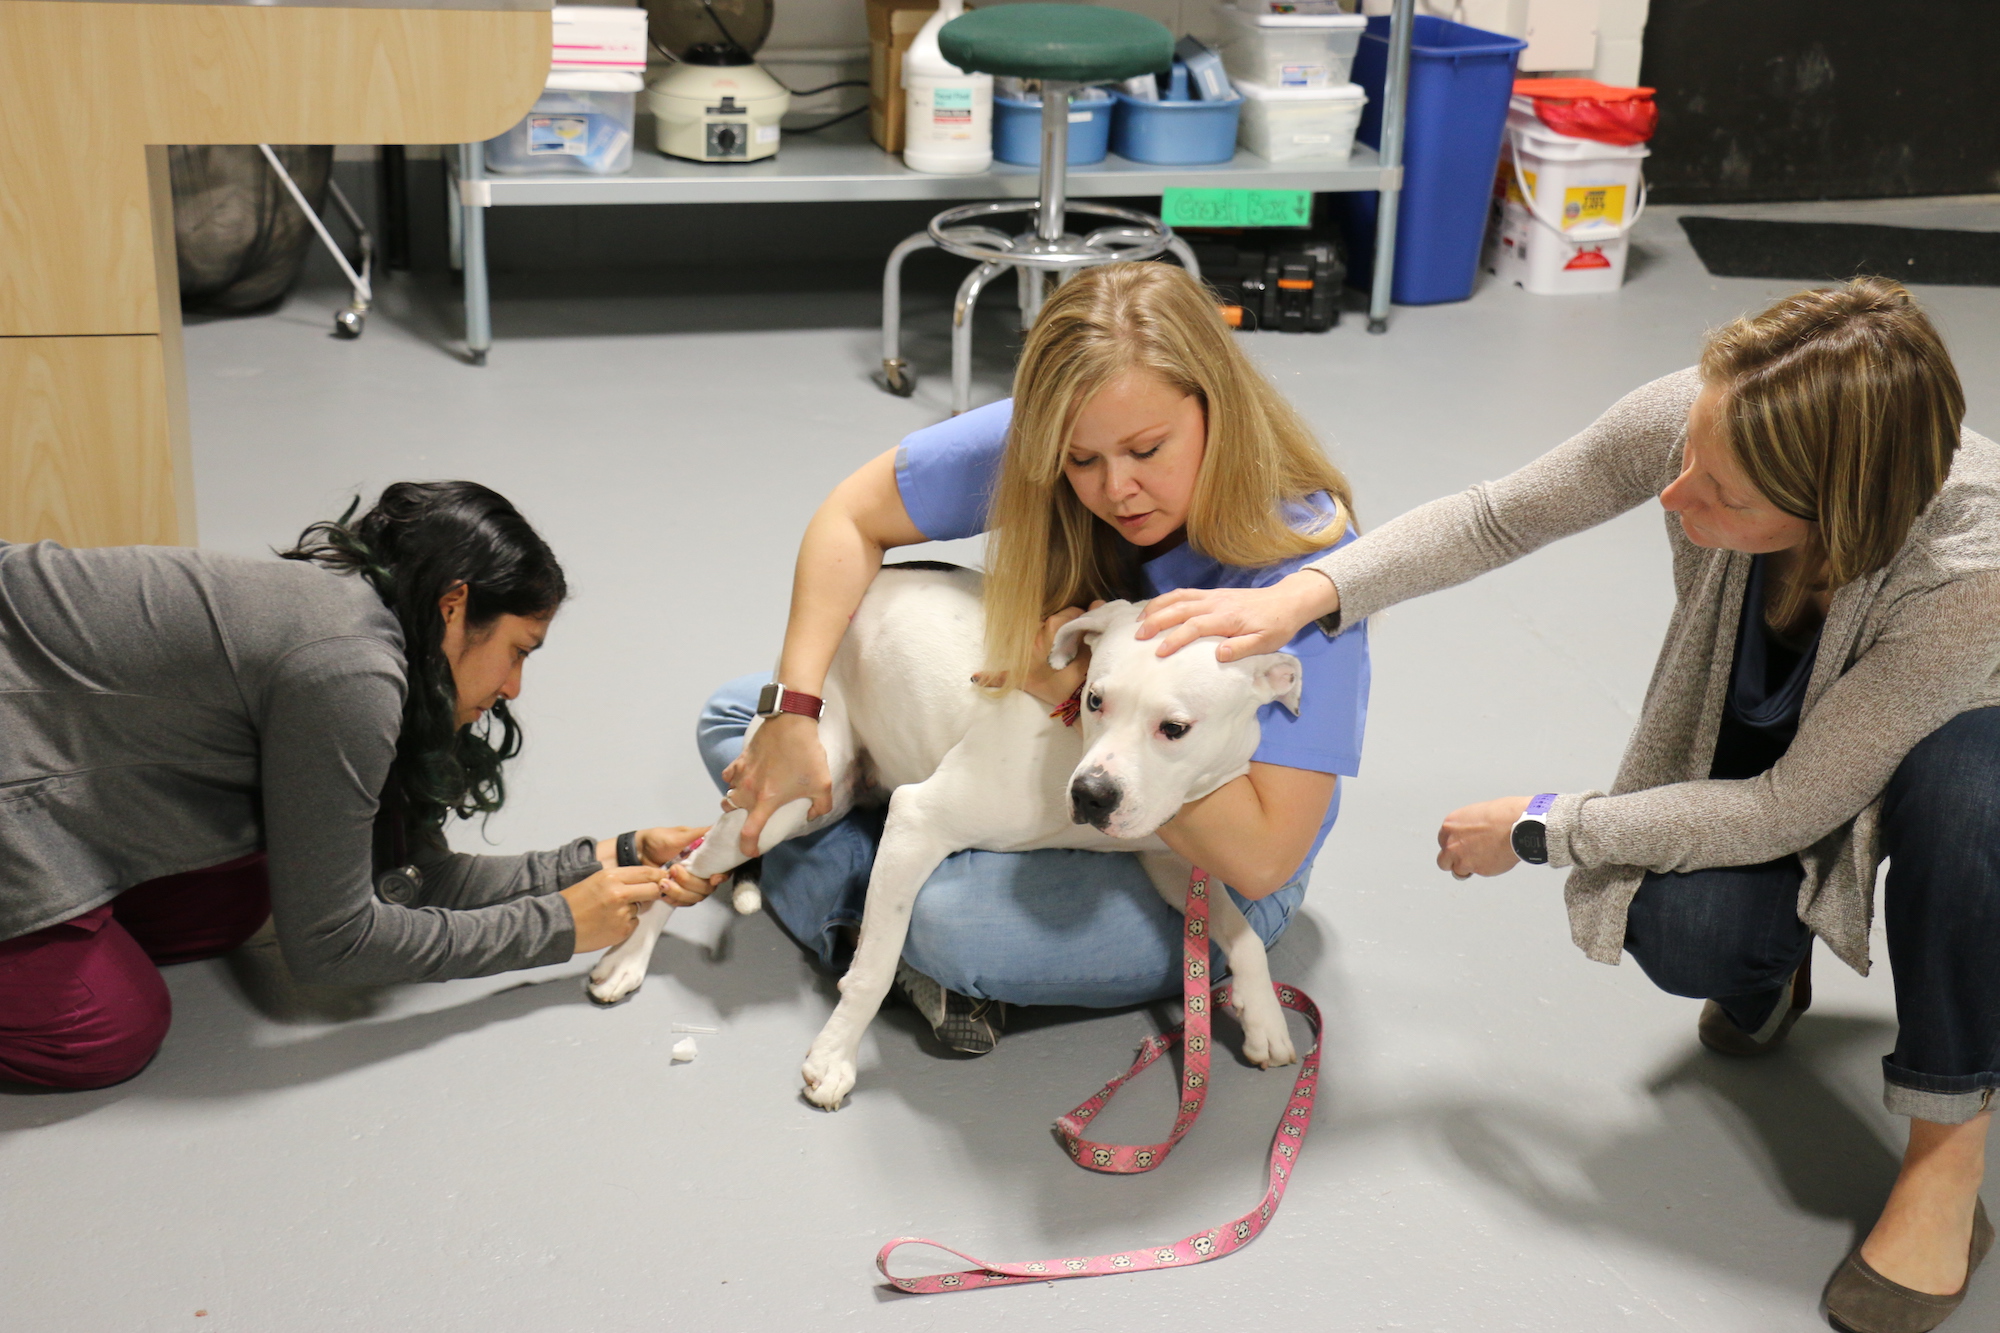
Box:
[1160,188,1314,229]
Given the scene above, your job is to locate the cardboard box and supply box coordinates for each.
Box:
[868,0,973,152]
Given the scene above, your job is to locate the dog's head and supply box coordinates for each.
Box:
[1049,600,1301,839]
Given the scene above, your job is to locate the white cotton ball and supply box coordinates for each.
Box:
[671,1037,699,1062]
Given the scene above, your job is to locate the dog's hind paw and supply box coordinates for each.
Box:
[800,1049,857,1110]
[730,873,763,916]
[586,954,647,1007]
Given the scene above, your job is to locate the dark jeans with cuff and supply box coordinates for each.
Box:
[1624,706,2000,1125]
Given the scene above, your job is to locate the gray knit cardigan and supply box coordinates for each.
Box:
[1309,367,2000,975]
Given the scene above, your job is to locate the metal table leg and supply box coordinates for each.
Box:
[448,145,466,272]
[1367,0,1415,335]
[460,141,492,365]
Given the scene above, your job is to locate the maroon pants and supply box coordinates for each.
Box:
[0,855,271,1089]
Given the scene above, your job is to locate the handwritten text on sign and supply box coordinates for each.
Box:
[1160,188,1313,229]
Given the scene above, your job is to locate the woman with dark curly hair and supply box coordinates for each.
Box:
[0,481,714,1091]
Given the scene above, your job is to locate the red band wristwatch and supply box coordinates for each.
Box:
[756,682,824,721]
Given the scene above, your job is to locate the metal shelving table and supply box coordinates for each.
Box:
[448,0,1414,362]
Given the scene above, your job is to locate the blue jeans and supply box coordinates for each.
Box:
[697,674,1308,1008]
[1625,706,2000,1124]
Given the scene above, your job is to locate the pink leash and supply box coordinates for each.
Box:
[876,868,1322,1293]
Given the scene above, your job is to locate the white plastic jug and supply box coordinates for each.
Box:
[903,0,992,175]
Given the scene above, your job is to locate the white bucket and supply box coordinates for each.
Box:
[1486,100,1649,295]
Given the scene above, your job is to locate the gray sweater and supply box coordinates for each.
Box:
[1310,368,2000,975]
[0,541,596,983]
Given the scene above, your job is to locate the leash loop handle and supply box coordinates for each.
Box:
[877,868,1322,1293]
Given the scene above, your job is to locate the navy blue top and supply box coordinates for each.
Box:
[1710,554,1822,781]
[893,398,1372,881]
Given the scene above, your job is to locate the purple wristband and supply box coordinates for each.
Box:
[1524,793,1557,819]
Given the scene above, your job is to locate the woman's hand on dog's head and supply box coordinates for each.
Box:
[1139,570,1340,661]
[972,603,1104,708]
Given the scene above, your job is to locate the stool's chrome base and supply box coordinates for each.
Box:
[877,80,1200,414]
[881,204,1200,414]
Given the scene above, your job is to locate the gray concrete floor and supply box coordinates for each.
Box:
[6,199,2000,1332]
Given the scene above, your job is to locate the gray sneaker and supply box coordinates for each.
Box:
[894,960,1005,1056]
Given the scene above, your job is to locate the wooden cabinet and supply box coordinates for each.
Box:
[0,0,550,546]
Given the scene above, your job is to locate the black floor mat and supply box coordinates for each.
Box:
[1680,216,2000,287]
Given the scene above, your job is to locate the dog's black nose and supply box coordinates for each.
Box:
[1070,771,1121,829]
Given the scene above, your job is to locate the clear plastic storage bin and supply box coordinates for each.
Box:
[1235,79,1365,161]
[1215,5,1365,89]
[485,71,640,175]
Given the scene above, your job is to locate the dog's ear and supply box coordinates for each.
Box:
[1242,651,1304,715]
[1048,601,1132,669]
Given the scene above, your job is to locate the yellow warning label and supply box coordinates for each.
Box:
[1562,184,1627,230]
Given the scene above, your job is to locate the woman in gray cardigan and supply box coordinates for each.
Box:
[1141,280,1995,1333]
[0,481,713,1092]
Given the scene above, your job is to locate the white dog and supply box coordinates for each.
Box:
[589,565,1303,1108]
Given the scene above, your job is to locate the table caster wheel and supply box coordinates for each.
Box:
[333,309,364,339]
[878,358,915,397]
[469,348,487,367]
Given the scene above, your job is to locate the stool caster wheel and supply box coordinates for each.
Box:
[333,309,365,339]
[1367,316,1388,335]
[878,358,916,397]
[469,348,488,367]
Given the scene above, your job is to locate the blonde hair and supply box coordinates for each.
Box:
[1701,277,1964,628]
[981,262,1355,685]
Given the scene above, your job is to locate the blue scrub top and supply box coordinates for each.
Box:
[894,398,1371,882]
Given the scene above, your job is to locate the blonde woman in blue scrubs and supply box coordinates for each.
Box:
[694,262,1370,1053]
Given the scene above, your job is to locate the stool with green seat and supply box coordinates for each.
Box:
[878,3,1201,412]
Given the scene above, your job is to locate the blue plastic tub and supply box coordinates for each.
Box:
[994,89,1114,166]
[1111,92,1242,166]
[1344,15,1525,304]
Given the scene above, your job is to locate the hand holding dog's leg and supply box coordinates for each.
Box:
[586,897,674,1005]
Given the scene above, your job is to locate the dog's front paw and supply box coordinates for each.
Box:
[586,951,647,1007]
[1239,1000,1298,1070]
[800,1043,857,1110]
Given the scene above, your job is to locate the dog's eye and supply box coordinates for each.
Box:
[1086,692,1103,713]
[1159,720,1191,741]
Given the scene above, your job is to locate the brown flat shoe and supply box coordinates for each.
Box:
[1699,949,1812,1056]
[1823,1198,1994,1333]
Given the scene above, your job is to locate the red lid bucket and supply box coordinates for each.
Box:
[1512,77,1656,146]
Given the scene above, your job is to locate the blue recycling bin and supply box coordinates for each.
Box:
[1344,15,1525,305]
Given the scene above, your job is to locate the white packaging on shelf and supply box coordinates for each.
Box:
[551,5,649,74]
[1486,103,1650,294]
[1215,6,1365,89]
[485,71,641,175]
[1234,78,1365,162]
